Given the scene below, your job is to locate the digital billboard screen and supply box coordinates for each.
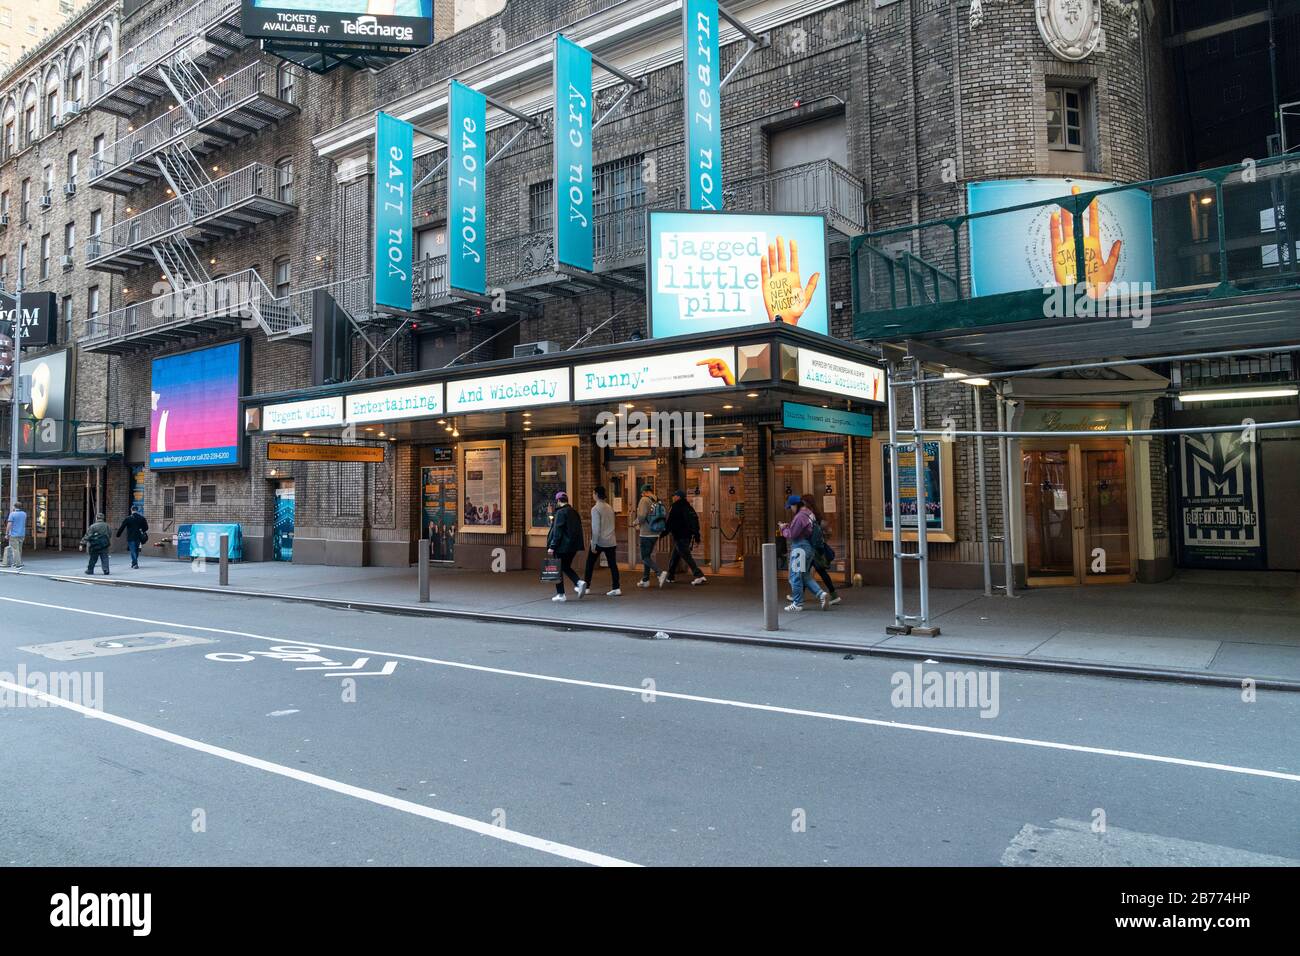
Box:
[240,0,433,48]
[647,210,829,340]
[150,340,245,471]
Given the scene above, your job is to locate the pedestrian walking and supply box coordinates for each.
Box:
[665,490,707,585]
[546,491,584,602]
[115,506,150,570]
[577,486,621,597]
[800,495,841,605]
[778,494,828,611]
[82,513,112,576]
[634,484,668,588]
[3,501,27,570]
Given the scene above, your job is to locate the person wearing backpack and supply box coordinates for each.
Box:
[665,490,707,585]
[634,484,668,588]
[82,513,112,576]
[546,491,585,602]
[778,495,828,611]
[115,506,150,570]
[800,495,840,605]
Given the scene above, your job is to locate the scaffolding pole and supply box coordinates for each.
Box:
[973,386,992,597]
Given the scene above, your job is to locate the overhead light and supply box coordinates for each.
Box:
[624,402,635,408]
[942,369,969,380]
[703,413,713,418]
[1199,195,1213,206]
[1179,387,1298,403]
[722,404,734,410]
[377,431,386,437]
[961,377,991,387]
[302,432,310,437]
[524,426,532,431]
[746,391,759,398]
[452,428,460,437]
[437,419,445,425]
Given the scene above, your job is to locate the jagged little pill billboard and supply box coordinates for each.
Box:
[648,210,829,340]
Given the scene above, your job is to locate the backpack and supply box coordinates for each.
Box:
[685,503,701,540]
[809,519,834,566]
[647,500,667,535]
[87,527,109,551]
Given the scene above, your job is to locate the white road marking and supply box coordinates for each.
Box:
[0,675,638,868]
[3,594,1299,785]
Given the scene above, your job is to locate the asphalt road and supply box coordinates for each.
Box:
[1,572,1297,866]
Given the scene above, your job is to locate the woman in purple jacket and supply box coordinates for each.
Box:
[779,494,829,611]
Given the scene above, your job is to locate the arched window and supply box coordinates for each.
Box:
[67,45,87,106]
[2,98,17,158]
[275,155,294,204]
[92,28,113,96]
[21,83,38,146]
[43,66,61,130]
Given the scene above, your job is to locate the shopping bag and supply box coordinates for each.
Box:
[540,557,562,583]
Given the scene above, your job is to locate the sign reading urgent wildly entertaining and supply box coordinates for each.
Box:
[150,341,245,470]
[448,80,488,296]
[373,111,414,312]
[239,1,433,48]
[648,210,828,339]
[554,35,593,272]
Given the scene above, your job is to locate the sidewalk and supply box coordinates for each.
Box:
[5,552,1299,686]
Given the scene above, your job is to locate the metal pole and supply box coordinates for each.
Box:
[57,468,62,551]
[418,539,430,602]
[761,541,779,631]
[910,358,936,635]
[885,364,907,633]
[973,386,992,598]
[7,264,23,513]
[846,432,856,585]
[219,533,229,586]
[996,389,1016,598]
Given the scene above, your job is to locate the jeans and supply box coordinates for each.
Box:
[128,539,140,567]
[787,541,823,607]
[582,546,621,590]
[86,550,110,574]
[666,537,703,580]
[639,535,662,581]
[2,538,22,568]
[554,550,581,595]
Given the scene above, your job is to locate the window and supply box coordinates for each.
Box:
[276,62,296,104]
[1046,86,1084,151]
[20,179,30,220]
[42,164,53,197]
[0,190,7,215]
[39,234,50,279]
[273,257,291,297]
[61,294,72,342]
[92,133,104,160]
[174,486,190,505]
[200,484,217,504]
[18,242,27,286]
[89,208,102,236]
[591,154,646,216]
[63,221,75,255]
[528,180,553,233]
[0,254,7,287]
[23,101,36,145]
[69,69,84,104]
[94,49,110,82]
[87,285,100,332]
[66,150,78,186]
[3,119,13,156]
[45,88,59,129]
[0,9,10,27]
[275,156,294,204]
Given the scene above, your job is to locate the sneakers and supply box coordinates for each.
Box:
[607,588,622,596]
[786,594,794,602]
[691,576,707,586]
[657,571,669,588]
[784,602,803,612]
[637,579,651,589]
[574,580,588,599]
[828,594,842,606]
[552,594,567,602]
[819,592,830,611]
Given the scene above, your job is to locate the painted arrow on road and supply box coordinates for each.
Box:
[295,657,398,678]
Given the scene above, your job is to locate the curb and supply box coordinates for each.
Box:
[12,569,1300,692]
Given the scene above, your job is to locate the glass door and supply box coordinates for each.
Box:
[1023,448,1076,583]
[684,462,746,574]
[1080,445,1132,582]
[618,462,657,569]
[770,456,846,577]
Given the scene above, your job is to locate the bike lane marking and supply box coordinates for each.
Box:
[2,594,1299,785]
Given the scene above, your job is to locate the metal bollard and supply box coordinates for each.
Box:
[218,533,229,587]
[762,542,779,632]
[418,539,430,603]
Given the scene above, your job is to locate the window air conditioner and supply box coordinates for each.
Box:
[513,340,563,358]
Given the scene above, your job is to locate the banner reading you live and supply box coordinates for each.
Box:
[448,80,488,296]
[373,111,414,312]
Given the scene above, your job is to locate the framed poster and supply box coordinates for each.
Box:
[524,438,577,536]
[1176,433,1266,570]
[870,437,956,543]
[459,439,507,534]
[422,451,458,562]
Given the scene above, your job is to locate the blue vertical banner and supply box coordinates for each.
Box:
[373,111,414,311]
[554,35,593,272]
[683,0,722,210]
[448,80,488,296]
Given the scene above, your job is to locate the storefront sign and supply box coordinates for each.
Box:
[460,439,506,533]
[448,81,488,296]
[797,348,886,405]
[1020,405,1127,432]
[966,178,1156,297]
[262,396,345,432]
[782,401,873,437]
[268,442,385,463]
[0,291,58,348]
[1177,433,1266,570]
[573,347,737,400]
[446,367,569,413]
[871,437,956,543]
[554,35,593,272]
[346,382,444,423]
[422,458,458,561]
[648,210,829,337]
[239,1,434,48]
[683,0,722,210]
[373,111,414,312]
[18,348,69,454]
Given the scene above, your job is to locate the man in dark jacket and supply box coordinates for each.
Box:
[82,513,112,576]
[665,490,707,585]
[116,506,149,569]
[545,491,585,602]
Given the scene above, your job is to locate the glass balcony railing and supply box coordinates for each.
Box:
[851,155,1300,337]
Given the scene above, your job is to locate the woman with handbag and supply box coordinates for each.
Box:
[545,491,585,602]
